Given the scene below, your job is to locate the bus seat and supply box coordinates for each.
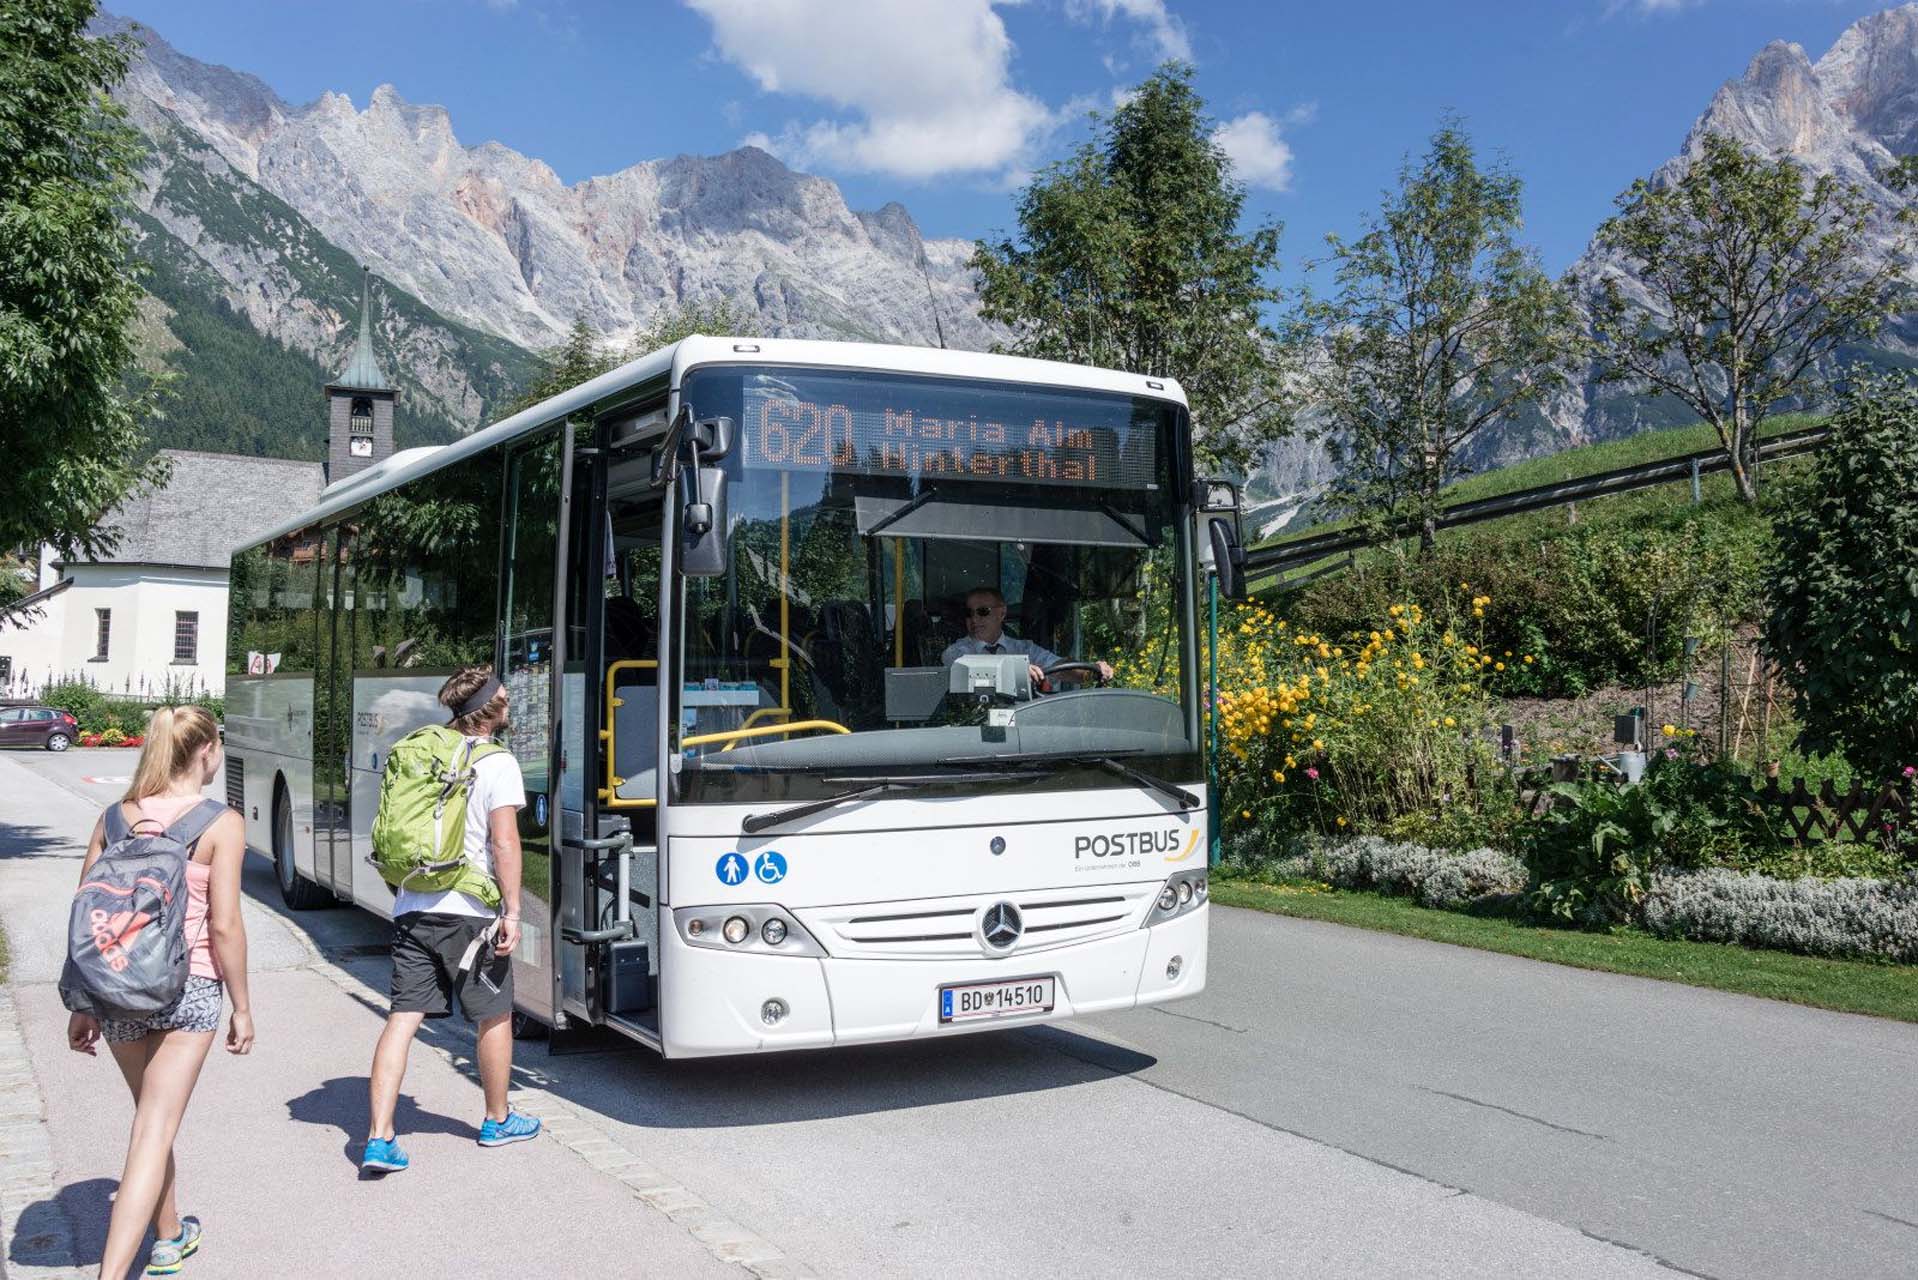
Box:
[613,681,659,802]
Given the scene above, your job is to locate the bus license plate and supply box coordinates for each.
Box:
[939,977,1055,1023]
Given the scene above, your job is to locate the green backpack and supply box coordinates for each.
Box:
[370,725,506,908]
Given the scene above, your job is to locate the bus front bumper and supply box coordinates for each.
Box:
[658,905,1208,1058]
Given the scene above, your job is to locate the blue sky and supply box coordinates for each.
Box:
[109,0,1897,277]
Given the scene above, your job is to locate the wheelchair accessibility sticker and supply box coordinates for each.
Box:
[715,852,749,886]
[754,851,788,884]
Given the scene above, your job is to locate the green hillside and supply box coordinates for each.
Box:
[126,121,540,461]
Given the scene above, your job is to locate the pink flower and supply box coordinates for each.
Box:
[1665,748,1679,761]
[1903,765,1916,779]
[1305,767,1320,781]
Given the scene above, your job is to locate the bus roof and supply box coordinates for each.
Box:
[245,336,1190,549]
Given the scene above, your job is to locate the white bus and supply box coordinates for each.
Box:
[224,337,1247,1057]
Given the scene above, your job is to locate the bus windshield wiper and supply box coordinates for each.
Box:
[939,748,1199,810]
[740,768,1040,834]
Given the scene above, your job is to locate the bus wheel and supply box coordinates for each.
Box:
[511,1012,549,1041]
[274,781,331,911]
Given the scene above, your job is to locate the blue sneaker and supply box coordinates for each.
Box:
[477,1109,541,1148]
[144,1216,201,1275]
[361,1137,409,1173]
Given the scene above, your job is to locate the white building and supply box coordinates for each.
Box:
[0,271,394,702]
[1,451,324,699]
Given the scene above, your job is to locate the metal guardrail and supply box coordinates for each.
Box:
[1246,425,1830,583]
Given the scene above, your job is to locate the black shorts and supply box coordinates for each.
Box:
[389,912,514,1023]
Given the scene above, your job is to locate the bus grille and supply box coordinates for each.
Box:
[797,885,1161,959]
[224,756,245,811]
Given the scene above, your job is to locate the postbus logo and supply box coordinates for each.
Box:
[1072,829,1199,862]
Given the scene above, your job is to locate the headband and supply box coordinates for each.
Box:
[455,676,503,718]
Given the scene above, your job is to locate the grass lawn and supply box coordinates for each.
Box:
[1256,411,1819,553]
[1213,879,1918,1023]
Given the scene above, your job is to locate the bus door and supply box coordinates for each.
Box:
[498,430,577,1029]
[581,441,665,1038]
[313,528,355,899]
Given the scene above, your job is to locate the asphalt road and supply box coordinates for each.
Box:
[5,746,1915,1279]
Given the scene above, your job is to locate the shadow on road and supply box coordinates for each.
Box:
[285,1076,477,1171]
[0,819,75,861]
[533,1022,1159,1131]
[7,1175,157,1272]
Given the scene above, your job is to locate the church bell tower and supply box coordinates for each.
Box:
[324,267,396,483]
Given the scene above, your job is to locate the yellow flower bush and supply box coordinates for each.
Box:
[1201,585,1532,846]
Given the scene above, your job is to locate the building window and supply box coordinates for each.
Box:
[93,609,111,661]
[0,656,11,687]
[174,611,199,663]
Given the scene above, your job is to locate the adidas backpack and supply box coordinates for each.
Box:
[369,725,506,909]
[61,799,226,1018]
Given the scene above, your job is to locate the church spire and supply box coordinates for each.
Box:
[334,266,391,392]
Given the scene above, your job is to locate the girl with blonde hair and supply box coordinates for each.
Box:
[65,706,253,1278]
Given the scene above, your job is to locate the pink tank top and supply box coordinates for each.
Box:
[130,796,222,982]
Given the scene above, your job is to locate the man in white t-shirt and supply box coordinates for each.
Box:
[362,666,540,1174]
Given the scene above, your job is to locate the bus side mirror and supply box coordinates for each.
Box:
[680,466,728,577]
[691,415,735,460]
[1208,516,1247,600]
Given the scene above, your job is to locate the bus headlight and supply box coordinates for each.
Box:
[674,906,828,956]
[1147,870,1207,927]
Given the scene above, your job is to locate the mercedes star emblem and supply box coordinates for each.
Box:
[980,901,1024,950]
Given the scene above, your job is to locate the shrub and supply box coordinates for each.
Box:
[1521,747,1788,925]
[1166,590,1520,848]
[1228,834,1527,910]
[1279,501,1769,697]
[1763,370,1918,784]
[1643,869,1918,965]
[39,678,115,733]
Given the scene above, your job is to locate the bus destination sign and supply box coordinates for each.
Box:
[739,374,1160,490]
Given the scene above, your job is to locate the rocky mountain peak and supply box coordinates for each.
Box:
[1817,4,1918,154]
[103,12,994,355]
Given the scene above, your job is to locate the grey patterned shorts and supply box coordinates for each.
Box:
[100,976,224,1043]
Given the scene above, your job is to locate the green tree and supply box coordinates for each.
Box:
[1761,370,1918,783]
[1590,133,1910,503]
[1296,120,1577,552]
[1,1,165,560]
[503,316,618,418]
[628,296,753,354]
[971,64,1288,473]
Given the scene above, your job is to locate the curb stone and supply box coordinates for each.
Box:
[306,957,815,1279]
[0,984,88,1280]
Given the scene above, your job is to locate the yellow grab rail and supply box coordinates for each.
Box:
[682,719,850,750]
[722,705,793,752]
[599,658,659,809]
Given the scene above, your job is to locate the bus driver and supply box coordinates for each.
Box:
[941,586,1114,691]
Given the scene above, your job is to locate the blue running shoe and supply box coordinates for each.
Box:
[361,1137,410,1173]
[477,1109,542,1147]
[144,1216,201,1275]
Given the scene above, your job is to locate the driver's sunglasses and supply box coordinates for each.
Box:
[968,606,999,618]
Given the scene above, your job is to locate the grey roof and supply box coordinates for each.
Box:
[76,451,326,570]
[331,269,392,392]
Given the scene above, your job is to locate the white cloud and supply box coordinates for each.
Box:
[684,0,1054,180]
[1067,0,1193,63]
[1213,111,1294,191]
[1603,0,1698,17]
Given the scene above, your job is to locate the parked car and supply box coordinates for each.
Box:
[0,705,80,752]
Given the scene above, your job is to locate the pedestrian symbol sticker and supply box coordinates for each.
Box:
[754,851,788,884]
[716,852,748,886]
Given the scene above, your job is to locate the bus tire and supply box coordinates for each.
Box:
[273,780,332,911]
[511,1011,548,1040]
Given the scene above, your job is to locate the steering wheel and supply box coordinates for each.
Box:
[1040,661,1109,693]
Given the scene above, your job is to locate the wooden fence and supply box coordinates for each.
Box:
[1513,761,1916,852]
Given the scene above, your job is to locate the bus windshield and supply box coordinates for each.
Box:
[671,365,1198,805]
